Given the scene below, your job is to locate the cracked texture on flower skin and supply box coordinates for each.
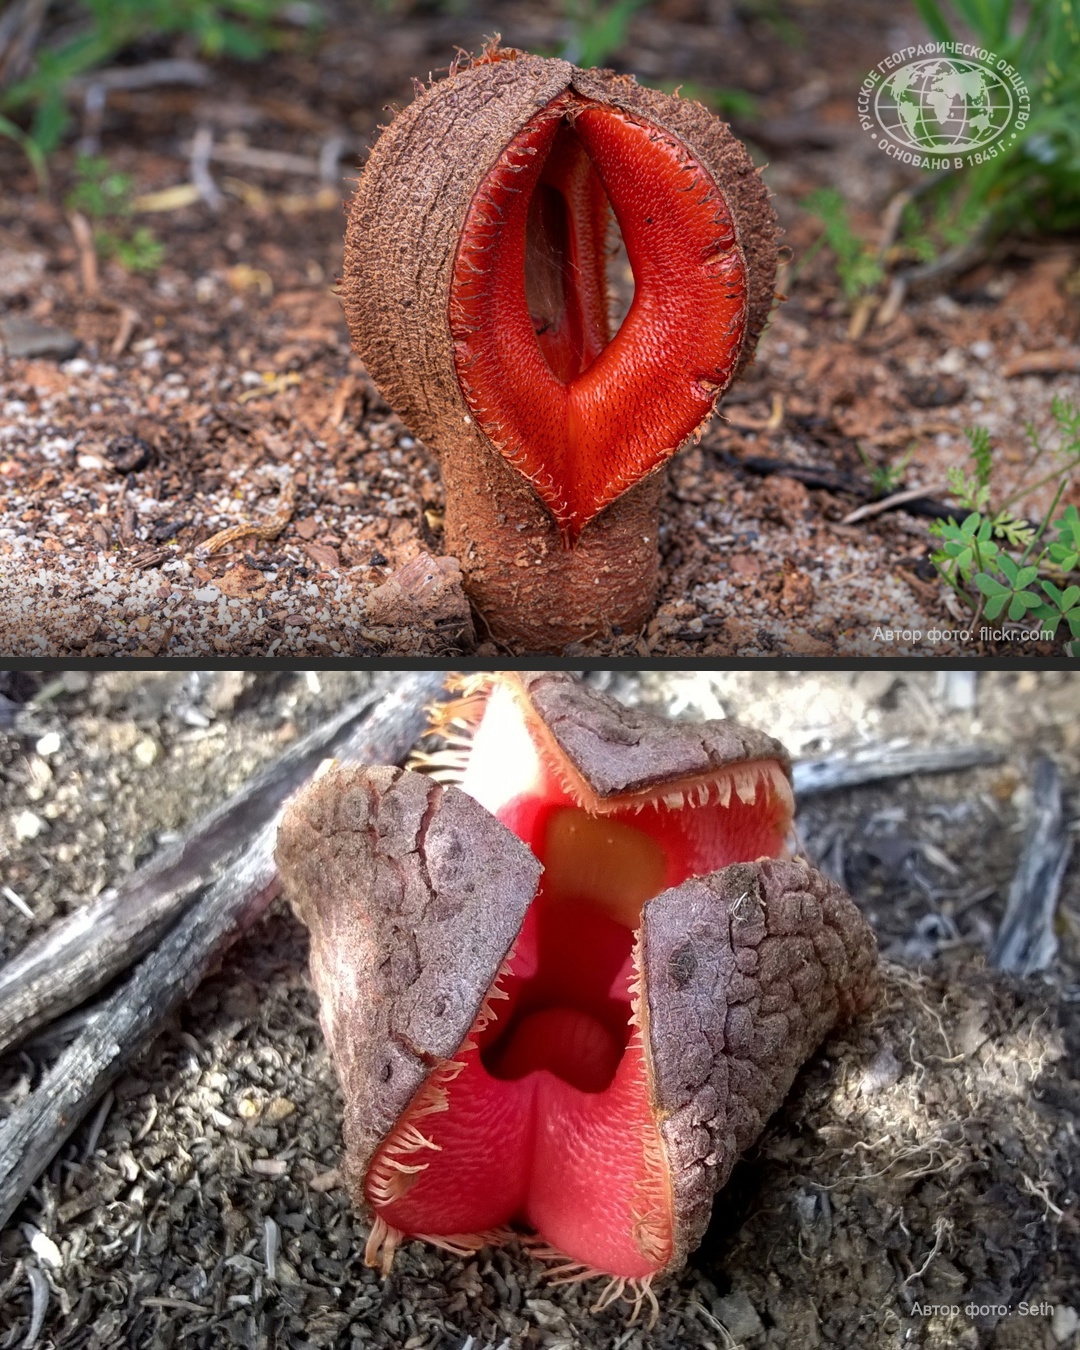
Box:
[516,671,792,799]
[642,858,880,1268]
[275,764,542,1203]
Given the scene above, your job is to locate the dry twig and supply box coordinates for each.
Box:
[0,672,445,1231]
[0,673,441,1057]
[195,469,295,556]
[841,483,948,525]
[1002,350,1080,378]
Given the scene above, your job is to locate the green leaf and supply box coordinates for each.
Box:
[1049,545,1080,570]
[1053,504,1080,550]
[975,573,1009,598]
[1031,602,1060,638]
[0,113,47,186]
[801,187,884,301]
[1007,591,1040,620]
[965,424,993,488]
[913,0,956,41]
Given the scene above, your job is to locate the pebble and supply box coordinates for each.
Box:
[712,1290,764,1341]
[24,1227,63,1270]
[0,247,45,299]
[264,1096,296,1124]
[251,1158,288,1176]
[14,810,46,840]
[133,738,160,767]
[1052,1306,1079,1344]
[35,732,61,757]
[0,315,80,361]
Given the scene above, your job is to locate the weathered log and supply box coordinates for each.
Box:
[0,673,444,1231]
[990,755,1073,976]
[0,672,444,1057]
[791,742,1003,797]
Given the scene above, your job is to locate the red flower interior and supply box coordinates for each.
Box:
[365,684,793,1280]
[450,92,749,544]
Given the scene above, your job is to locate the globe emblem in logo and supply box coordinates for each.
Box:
[874,58,1014,153]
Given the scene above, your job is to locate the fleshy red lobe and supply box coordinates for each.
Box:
[366,693,790,1279]
[450,93,749,543]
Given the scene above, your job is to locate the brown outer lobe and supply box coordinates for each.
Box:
[342,54,573,454]
[274,764,542,1209]
[642,858,880,1270]
[512,671,792,797]
[342,52,777,651]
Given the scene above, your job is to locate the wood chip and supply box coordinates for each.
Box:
[305,542,339,570]
[67,210,98,297]
[363,552,475,647]
[326,374,358,429]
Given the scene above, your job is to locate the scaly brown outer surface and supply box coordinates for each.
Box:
[641,858,880,1269]
[274,764,542,1207]
[342,52,778,650]
[510,671,792,797]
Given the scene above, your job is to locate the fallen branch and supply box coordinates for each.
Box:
[0,672,444,1232]
[894,229,992,295]
[190,124,224,210]
[989,755,1073,976]
[792,742,1004,796]
[0,673,444,1057]
[713,451,959,522]
[178,138,349,179]
[0,837,278,1232]
[68,58,210,95]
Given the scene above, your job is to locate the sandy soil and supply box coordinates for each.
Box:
[0,2,1077,656]
[0,669,1078,1348]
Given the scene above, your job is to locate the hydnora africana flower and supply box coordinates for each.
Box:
[342,48,779,649]
[275,674,879,1324]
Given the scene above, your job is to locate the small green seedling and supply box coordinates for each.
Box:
[800,188,885,304]
[928,398,1080,648]
[66,155,164,274]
